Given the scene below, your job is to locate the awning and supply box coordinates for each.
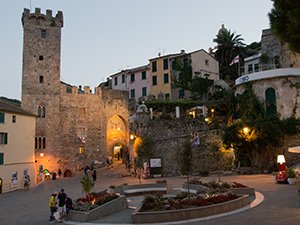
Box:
[288,146,300,153]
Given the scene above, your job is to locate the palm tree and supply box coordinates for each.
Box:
[213,25,245,80]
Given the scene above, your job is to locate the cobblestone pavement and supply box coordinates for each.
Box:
[0,161,299,225]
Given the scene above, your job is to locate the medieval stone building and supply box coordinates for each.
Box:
[21,8,130,176]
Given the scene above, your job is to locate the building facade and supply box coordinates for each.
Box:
[21,8,130,177]
[110,64,150,101]
[169,49,219,100]
[149,53,183,100]
[0,99,36,193]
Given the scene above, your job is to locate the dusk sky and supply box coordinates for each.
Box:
[0,0,273,100]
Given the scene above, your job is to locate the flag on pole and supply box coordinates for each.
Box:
[229,55,240,66]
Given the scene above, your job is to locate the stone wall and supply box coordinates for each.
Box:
[261,29,300,69]
[136,117,229,176]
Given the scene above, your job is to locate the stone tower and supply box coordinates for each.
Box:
[21,8,63,170]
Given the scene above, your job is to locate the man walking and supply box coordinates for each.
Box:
[49,191,58,222]
[57,188,67,221]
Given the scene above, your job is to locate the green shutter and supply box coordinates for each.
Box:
[0,112,4,123]
[0,153,3,165]
[266,88,277,115]
[4,133,8,144]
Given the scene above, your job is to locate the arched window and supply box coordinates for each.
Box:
[37,106,46,118]
[265,87,277,115]
[41,106,46,118]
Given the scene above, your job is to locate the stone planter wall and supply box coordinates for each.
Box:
[114,183,167,196]
[68,196,128,222]
[132,194,251,223]
[229,187,255,197]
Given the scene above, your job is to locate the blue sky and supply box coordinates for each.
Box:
[0,0,273,100]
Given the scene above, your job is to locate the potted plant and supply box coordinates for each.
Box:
[286,168,296,184]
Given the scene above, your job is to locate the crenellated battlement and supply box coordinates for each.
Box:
[22,8,63,27]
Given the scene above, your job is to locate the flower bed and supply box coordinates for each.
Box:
[132,193,251,223]
[68,195,128,222]
[73,191,119,212]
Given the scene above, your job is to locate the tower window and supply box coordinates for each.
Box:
[38,106,46,118]
[41,29,47,38]
[39,76,44,84]
[39,55,43,61]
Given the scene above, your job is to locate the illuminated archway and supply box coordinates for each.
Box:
[106,115,129,163]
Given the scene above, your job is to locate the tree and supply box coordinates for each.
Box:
[269,0,300,53]
[180,140,193,194]
[172,59,214,100]
[80,175,94,194]
[213,26,245,80]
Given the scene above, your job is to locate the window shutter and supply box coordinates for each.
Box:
[4,133,8,144]
[0,153,3,165]
[0,112,4,123]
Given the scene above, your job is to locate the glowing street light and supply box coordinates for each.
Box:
[243,127,250,135]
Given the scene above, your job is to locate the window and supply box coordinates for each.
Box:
[66,86,72,93]
[178,73,183,81]
[0,112,4,123]
[247,64,253,73]
[79,146,85,154]
[0,133,8,145]
[35,136,46,149]
[39,75,44,84]
[205,59,209,66]
[39,55,43,61]
[0,153,3,165]
[164,73,169,83]
[122,74,125,83]
[163,58,168,70]
[165,93,170,100]
[130,89,135,99]
[152,61,157,72]
[179,89,185,98]
[114,77,118,86]
[152,76,157,86]
[141,71,146,80]
[183,58,188,68]
[38,106,46,118]
[42,137,46,149]
[12,115,16,123]
[254,63,259,72]
[130,73,135,82]
[172,60,177,70]
[142,87,147,97]
[41,29,47,38]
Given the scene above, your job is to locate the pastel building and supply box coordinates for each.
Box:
[149,52,183,100]
[0,98,36,193]
[111,64,150,101]
[169,49,219,99]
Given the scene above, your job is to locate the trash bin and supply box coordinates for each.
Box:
[52,172,57,180]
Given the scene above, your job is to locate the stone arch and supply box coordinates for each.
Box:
[64,169,72,177]
[265,87,277,115]
[106,115,129,163]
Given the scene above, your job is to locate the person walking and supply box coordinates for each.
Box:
[49,191,58,222]
[23,175,30,191]
[57,188,67,221]
[65,195,73,216]
[92,169,97,183]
